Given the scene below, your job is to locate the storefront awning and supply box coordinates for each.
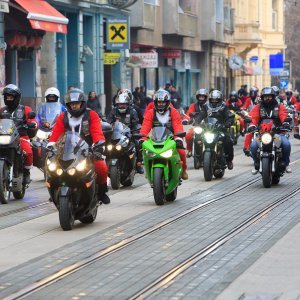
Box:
[14,0,68,34]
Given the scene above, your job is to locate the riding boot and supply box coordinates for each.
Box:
[23,168,31,185]
[97,183,110,204]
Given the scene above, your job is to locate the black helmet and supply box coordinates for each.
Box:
[195,88,208,105]
[229,91,239,102]
[208,89,223,108]
[271,86,280,96]
[65,88,87,117]
[2,84,21,110]
[260,87,276,108]
[249,86,259,99]
[285,90,293,98]
[154,89,171,114]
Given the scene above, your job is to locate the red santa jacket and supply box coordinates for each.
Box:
[145,101,174,112]
[140,107,184,140]
[49,110,105,143]
[182,103,205,121]
[249,103,287,127]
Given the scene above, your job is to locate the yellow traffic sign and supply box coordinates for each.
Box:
[108,23,128,43]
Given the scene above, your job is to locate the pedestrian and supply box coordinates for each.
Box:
[87,90,102,117]
[169,85,182,109]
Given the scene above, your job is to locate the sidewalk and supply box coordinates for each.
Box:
[216,221,300,300]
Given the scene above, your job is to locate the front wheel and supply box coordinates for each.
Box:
[262,157,272,188]
[110,165,120,190]
[153,168,165,206]
[79,206,98,224]
[13,187,25,200]
[166,187,177,202]
[59,195,75,231]
[0,160,10,204]
[203,152,213,181]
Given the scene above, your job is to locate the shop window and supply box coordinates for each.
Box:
[272,0,278,30]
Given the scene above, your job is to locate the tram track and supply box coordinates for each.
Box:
[2,175,270,300]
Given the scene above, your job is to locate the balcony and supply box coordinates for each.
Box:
[235,22,261,43]
[130,3,157,30]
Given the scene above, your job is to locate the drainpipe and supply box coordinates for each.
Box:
[78,10,84,91]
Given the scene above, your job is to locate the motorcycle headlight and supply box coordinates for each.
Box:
[145,150,155,157]
[0,135,12,145]
[48,162,57,172]
[204,132,215,144]
[56,168,63,176]
[36,129,50,140]
[67,168,76,176]
[160,149,173,158]
[116,145,122,151]
[261,132,272,145]
[194,127,203,134]
[107,144,113,151]
[76,159,87,172]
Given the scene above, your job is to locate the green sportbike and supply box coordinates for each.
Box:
[141,126,186,206]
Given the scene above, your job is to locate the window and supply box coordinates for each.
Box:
[144,0,159,5]
[179,0,196,14]
[272,10,277,30]
[216,0,222,23]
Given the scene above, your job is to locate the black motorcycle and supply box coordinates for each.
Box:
[201,117,227,181]
[105,120,136,190]
[32,102,62,172]
[0,113,36,204]
[46,131,99,230]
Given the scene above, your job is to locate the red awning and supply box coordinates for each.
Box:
[14,0,68,34]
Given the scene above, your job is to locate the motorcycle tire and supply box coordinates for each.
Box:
[213,168,225,179]
[13,186,25,200]
[121,176,134,187]
[193,156,202,169]
[203,152,213,181]
[272,175,280,185]
[59,195,75,231]
[153,168,165,206]
[110,165,120,190]
[0,160,10,204]
[79,206,98,224]
[165,187,177,202]
[262,157,272,188]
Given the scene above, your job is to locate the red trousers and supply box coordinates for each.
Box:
[186,128,194,152]
[20,138,33,168]
[94,160,108,184]
[178,149,187,171]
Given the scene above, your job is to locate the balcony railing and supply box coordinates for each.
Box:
[235,22,261,42]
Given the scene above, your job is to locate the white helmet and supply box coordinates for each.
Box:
[115,91,130,113]
[45,87,60,103]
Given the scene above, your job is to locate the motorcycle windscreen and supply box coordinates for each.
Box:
[37,102,62,125]
[57,132,88,162]
[112,121,130,142]
[150,126,172,143]
[0,119,16,134]
[206,117,219,125]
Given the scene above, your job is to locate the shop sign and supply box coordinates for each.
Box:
[104,52,121,65]
[0,1,9,13]
[107,18,129,50]
[128,53,158,68]
[161,49,181,59]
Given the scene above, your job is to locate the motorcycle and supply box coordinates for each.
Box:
[294,110,300,139]
[45,131,99,230]
[229,110,241,145]
[140,127,185,206]
[104,120,136,190]
[32,102,62,172]
[201,117,227,181]
[0,112,36,204]
[252,121,290,188]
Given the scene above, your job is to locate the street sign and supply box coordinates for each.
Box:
[269,53,284,76]
[250,56,259,63]
[103,52,121,65]
[280,80,289,89]
[106,18,129,50]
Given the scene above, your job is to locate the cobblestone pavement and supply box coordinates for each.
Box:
[1,137,300,299]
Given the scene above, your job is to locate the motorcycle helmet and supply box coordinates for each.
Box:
[117,88,133,105]
[260,87,276,108]
[195,88,208,105]
[249,86,259,99]
[2,84,21,110]
[229,91,239,103]
[115,91,130,113]
[285,90,293,98]
[65,88,87,118]
[45,87,60,103]
[272,86,280,97]
[154,89,171,115]
[208,89,223,108]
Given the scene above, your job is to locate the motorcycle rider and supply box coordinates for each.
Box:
[47,88,110,204]
[284,90,297,106]
[183,88,208,157]
[37,87,66,128]
[139,88,189,180]
[107,89,144,174]
[0,84,38,184]
[198,90,235,170]
[248,87,291,174]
